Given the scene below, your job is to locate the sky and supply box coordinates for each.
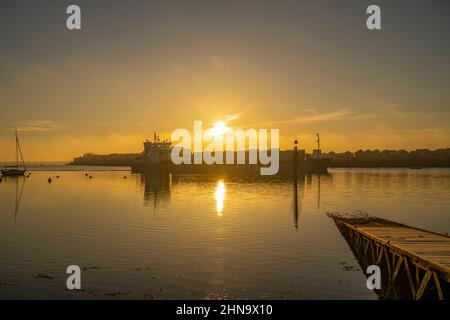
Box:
[1,0,450,161]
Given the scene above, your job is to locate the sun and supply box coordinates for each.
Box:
[206,121,230,138]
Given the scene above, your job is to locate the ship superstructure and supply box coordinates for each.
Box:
[141,133,172,163]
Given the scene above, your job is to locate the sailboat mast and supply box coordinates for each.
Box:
[15,129,18,167]
[15,129,26,170]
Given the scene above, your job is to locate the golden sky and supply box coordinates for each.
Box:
[1,1,449,161]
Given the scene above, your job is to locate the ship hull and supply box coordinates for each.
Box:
[131,158,330,176]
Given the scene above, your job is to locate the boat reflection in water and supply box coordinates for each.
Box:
[140,173,172,211]
[0,175,26,220]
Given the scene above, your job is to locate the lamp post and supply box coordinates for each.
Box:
[316,133,320,158]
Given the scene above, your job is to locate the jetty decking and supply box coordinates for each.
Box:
[328,214,450,300]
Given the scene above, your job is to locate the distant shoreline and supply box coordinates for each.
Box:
[68,154,450,169]
[68,160,450,169]
[68,148,450,169]
[328,159,450,168]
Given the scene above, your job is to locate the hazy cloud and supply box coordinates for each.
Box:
[260,109,359,126]
[10,120,62,132]
[257,102,420,127]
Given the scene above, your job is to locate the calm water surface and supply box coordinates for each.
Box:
[0,168,449,299]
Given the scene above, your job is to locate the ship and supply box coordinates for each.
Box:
[131,133,330,175]
[1,129,27,177]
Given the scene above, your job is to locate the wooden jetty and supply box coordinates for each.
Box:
[328,214,450,300]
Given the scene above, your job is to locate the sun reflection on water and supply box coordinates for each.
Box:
[215,180,225,216]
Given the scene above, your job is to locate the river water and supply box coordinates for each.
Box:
[0,167,449,299]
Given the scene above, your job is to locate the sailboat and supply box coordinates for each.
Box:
[1,129,27,176]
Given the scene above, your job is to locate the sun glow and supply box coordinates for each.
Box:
[206,121,230,138]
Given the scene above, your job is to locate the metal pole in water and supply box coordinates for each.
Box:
[293,139,298,180]
[293,140,299,228]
